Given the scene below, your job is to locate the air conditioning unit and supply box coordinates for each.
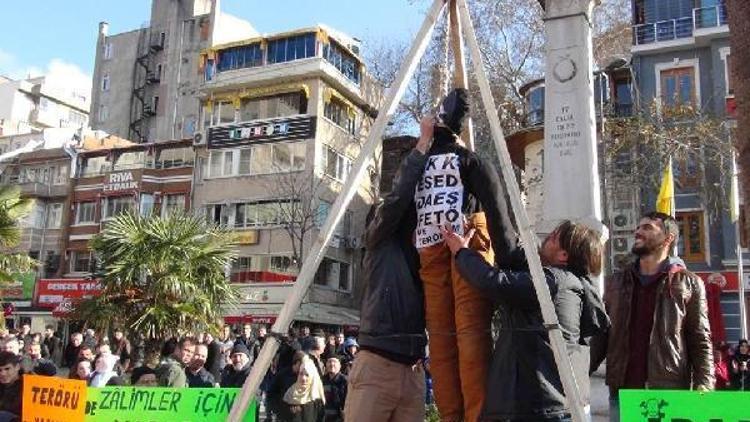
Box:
[611,209,636,231]
[193,131,205,145]
[346,236,362,249]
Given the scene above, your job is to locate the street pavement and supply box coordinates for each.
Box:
[590,364,610,422]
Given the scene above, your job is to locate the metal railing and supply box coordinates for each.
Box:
[633,16,693,45]
[693,4,728,30]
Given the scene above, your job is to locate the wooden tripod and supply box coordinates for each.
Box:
[228,1,586,421]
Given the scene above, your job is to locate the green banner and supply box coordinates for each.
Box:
[1,272,35,300]
[620,389,750,421]
[84,387,256,422]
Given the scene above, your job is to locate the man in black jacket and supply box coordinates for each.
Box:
[203,332,224,381]
[220,344,252,387]
[443,220,610,421]
[323,357,347,422]
[343,127,431,422]
[186,344,215,388]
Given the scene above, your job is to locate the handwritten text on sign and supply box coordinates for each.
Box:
[22,374,88,422]
[85,387,256,422]
[619,389,750,421]
[414,153,464,248]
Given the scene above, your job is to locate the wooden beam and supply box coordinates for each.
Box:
[456,0,586,421]
[226,0,449,419]
[448,0,475,151]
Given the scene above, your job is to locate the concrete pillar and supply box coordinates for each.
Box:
[540,0,607,241]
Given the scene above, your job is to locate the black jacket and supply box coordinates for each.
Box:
[358,150,427,362]
[455,248,609,421]
[323,372,347,418]
[417,128,520,267]
[0,376,22,416]
[204,340,224,381]
[186,366,215,388]
[220,362,251,388]
[268,367,299,418]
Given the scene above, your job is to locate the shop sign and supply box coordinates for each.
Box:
[236,230,259,245]
[103,171,139,193]
[0,272,35,300]
[619,389,750,421]
[208,116,315,148]
[234,282,294,304]
[35,279,103,309]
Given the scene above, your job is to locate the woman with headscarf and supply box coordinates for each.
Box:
[89,354,118,387]
[282,355,325,422]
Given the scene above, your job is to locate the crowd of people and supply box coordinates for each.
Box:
[0,321,377,422]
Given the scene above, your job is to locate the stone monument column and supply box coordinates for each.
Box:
[541,0,608,239]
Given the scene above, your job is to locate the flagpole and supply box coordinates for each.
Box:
[732,151,748,339]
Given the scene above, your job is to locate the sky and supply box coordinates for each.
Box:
[0,0,430,94]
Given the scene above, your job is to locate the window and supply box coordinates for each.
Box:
[674,150,702,190]
[246,143,305,175]
[676,211,706,262]
[162,194,185,216]
[23,203,45,228]
[46,203,63,228]
[154,147,194,169]
[314,258,350,291]
[612,79,633,117]
[98,105,108,121]
[103,196,135,219]
[324,99,356,135]
[153,96,160,115]
[114,151,144,171]
[69,110,87,128]
[526,86,545,126]
[323,147,352,181]
[76,202,96,224]
[82,156,110,176]
[722,50,734,96]
[218,101,235,124]
[140,194,155,216]
[217,43,263,72]
[70,251,94,273]
[159,31,166,48]
[231,257,254,283]
[231,255,297,282]
[323,42,361,84]
[201,103,212,129]
[207,150,234,178]
[267,33,317,64]
[206,204,230,226]
[234,201,287,228]
[156,64,163,80]
[103,43,113,60]
[101,74,110,91]
[660,67,695,108]
[239,92,306,122]
[52,165,68,185]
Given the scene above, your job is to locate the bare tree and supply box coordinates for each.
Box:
[605,101,733,219]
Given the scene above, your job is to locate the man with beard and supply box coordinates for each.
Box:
[591,212,714,421]
[186,344,215,388]
[220,344,252,387]
[42,326,62,366]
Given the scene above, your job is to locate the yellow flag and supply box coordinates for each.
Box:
[656,159,674,215]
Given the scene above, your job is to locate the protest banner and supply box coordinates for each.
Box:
[84,387,256,421]
[22,374,87,422]
[619,389,750,421]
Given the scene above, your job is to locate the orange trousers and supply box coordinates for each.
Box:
[419,212,494,422]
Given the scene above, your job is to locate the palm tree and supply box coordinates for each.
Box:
[72,212,239,344]
[0,185,36,283]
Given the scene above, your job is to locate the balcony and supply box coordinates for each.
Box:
[633,5,728,49]
[633,17,693,46]
[18,181,68,198]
